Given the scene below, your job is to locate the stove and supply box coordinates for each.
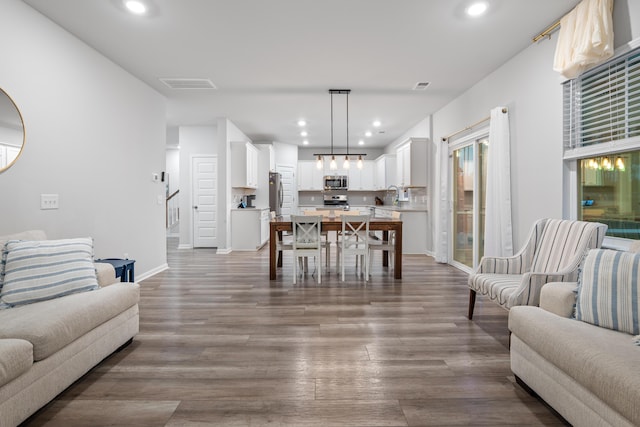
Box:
[323,194,348,206]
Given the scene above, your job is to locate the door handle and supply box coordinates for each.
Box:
[193,206,198,210]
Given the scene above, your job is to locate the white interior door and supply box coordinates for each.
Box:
[192,155,218,248]
[277,164,296,215]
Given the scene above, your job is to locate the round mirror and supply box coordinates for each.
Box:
[0,88,25,173]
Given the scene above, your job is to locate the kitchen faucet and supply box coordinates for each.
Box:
[387,185,400,205]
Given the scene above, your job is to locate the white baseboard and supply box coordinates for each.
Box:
[217,248,232,255]
[135,263,169,282]
[177,244,193,250]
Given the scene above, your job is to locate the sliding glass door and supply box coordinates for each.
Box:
[450,136,488,269]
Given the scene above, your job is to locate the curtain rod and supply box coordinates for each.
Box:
[532,20,561,43]
[441,108,507,142]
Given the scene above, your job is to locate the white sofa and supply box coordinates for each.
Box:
[509,249,640,426]
[0,230,140,427]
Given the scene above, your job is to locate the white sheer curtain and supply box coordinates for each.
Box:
[484,107,513,258]
[434,138,450,263]
[553,0,614,80]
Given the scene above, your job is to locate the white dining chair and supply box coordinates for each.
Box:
[291,215,323,284]
[271,211,302,272]
[337,214,370,282]
[368,211,401,273]
[303,210,331,271]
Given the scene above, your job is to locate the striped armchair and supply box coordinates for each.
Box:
[467,218,608,319]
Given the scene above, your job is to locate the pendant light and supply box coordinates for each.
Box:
[313,89,366,169]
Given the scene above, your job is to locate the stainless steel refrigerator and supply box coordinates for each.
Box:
[269,172,283,215]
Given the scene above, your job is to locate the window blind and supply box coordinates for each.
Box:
[563,47,640,149]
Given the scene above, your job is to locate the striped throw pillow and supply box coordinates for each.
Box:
[0,238,99,308]
[575,249,640,335]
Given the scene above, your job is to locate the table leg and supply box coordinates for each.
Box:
[277,231,284,267]
[129,263,135,282]
[270,225,277,280]
[394,225,402,279]
[382,230,389,267]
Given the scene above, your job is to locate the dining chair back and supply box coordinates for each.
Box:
[303,210,332,270]
[291,215,323,284]
[337,214,370,281]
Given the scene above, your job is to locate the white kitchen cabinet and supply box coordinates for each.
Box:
[396,138,427,188]
[375,154,397,189]
[297,160,324,190]
[231,141,259,188]
[231,208,270,250]
[347,160,375,190]
[260,208,270,245]
[374,207,428,254]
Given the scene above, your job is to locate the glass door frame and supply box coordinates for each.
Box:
[448,128,489,272]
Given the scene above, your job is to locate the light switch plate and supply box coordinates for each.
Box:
[41,194,59,210]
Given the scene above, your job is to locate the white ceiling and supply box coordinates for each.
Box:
[23,0,579,148]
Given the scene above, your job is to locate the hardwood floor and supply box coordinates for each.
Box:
[23,239,565,426]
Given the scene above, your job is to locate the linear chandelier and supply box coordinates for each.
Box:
[314,89,366,170]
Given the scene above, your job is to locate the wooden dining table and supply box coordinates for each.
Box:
[269,215,403,279]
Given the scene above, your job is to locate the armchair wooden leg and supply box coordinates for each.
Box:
[468,289,476,320]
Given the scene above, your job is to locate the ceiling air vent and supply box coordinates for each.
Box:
[159,78,217,89]
[413,82,431,90]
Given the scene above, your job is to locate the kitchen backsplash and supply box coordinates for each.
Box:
[298,189,427,207]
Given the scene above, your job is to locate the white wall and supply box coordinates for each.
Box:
[0,0,167,278]
[0,127,22,147]
[384,117,431,153]
[165,149,180,194]
[219,118,252,251]
[431,0,640,255]
[433,37,564,251]
[177,125,218,248]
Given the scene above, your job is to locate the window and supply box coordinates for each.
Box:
[563,47,640,150]
[564,46,640,241]
[450,135,488,269]
[578,151,640,239]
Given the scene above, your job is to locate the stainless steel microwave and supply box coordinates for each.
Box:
[324,175,348,190]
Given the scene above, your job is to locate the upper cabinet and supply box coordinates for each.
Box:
[298,160,324,190]
[348,160,375,190]
[231,141,259,188]
[396,138,427,187]
[375,154,396,190]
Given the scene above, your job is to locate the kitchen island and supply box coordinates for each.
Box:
[371,205,429,255]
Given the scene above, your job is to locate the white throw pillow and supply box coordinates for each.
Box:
[0,238,100,308]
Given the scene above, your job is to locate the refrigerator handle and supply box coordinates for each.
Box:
[278,181,284,208]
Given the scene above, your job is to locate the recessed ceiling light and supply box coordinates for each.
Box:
[303,140,309,145]
[373,120,381,127]
[125,0,147,15]
[300,131,308,137]
[365,131,372,137]
[298,120,306,127]
[466,2,488,17]
[358,140,365,146]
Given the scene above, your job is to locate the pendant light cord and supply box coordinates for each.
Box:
[346,91,349,156]
[330,91,334,155]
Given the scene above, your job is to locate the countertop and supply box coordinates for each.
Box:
[371,204,429,212]
[298,204,428,212]
[230,207,269,211]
